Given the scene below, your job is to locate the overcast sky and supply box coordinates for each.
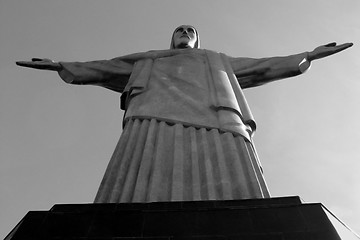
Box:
[1,0,359,238]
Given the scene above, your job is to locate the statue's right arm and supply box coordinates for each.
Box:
[16,57,133,93]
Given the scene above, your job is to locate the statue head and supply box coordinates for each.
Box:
[170,25,200,49]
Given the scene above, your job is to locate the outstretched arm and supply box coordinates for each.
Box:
[230,42,353,89]
[16,57,134,93]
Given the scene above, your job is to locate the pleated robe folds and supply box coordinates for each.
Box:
[58,48,309,203]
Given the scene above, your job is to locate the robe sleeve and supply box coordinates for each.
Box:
[58,57,134,93]
[229,52,311,89]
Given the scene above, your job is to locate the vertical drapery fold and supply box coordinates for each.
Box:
[94,118,270,203]
[190,127,201,201]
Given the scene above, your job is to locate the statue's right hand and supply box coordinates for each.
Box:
[16,58,62,71]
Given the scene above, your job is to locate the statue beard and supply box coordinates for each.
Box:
[176,43,192,49]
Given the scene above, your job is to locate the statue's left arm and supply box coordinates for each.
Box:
[230,42,352,89]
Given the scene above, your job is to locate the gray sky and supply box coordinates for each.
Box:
[1,0,359,237]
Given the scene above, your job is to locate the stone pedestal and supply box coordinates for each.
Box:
[6,196,340,240]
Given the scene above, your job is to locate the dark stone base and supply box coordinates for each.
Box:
[6,196,340,240]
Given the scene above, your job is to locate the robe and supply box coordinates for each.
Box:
[58,48,310,202]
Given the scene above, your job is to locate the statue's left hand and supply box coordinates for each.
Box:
[308,42,353,61]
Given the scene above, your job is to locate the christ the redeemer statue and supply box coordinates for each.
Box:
[17,25,352,203]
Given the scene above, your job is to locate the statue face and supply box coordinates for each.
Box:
[172,25,198,49]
